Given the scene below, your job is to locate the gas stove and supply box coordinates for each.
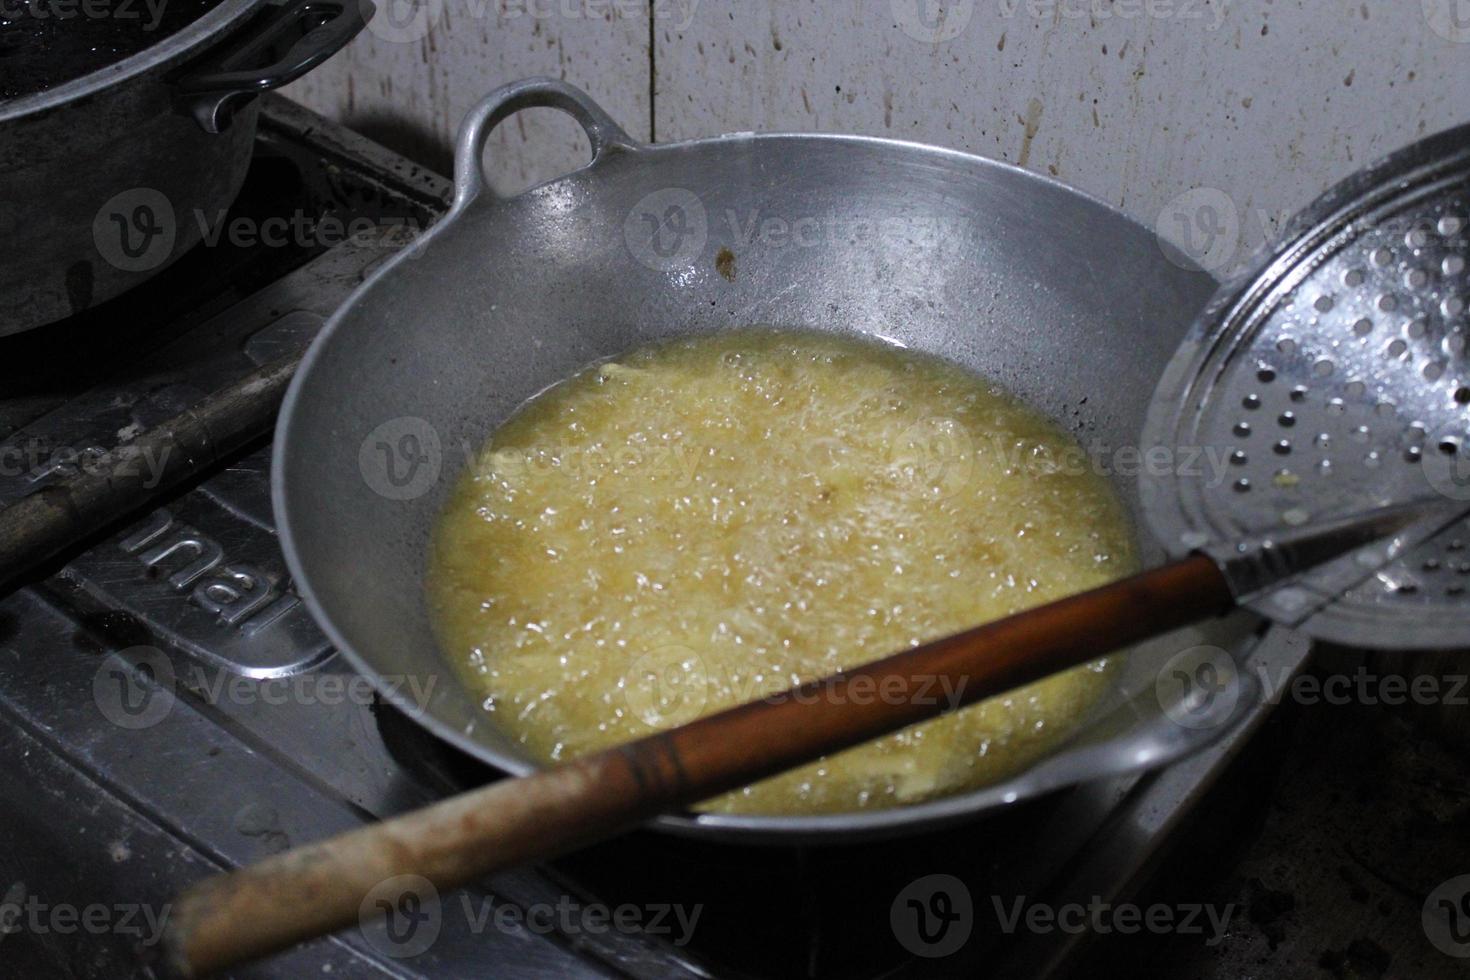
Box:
[0,96,1310,979]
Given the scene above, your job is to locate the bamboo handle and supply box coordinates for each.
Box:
[165,554,1232,976]
[0,356,299,595]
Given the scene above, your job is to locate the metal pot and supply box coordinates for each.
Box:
[0,0,368,335]
[274,78,1295,842]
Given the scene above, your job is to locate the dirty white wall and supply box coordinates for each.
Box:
[287,0,1470,273]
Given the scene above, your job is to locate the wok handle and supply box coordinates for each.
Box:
[163,555,1234,977]
[452,78,638,210]
[176,0,372,134]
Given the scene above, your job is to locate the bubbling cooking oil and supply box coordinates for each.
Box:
[427,329,1137,815]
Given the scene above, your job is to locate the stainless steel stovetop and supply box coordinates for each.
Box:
[0,96,1310,979]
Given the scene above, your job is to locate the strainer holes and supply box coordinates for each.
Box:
[1234,421,1252,437]
[1405,268,1429,290]
[1371,247,1393,267]
[1343,269,1366,288]
[1425,362,1445,382]
[1278,411,1296,427]
[1328,397,1347,414]
[1364,450,1382,468]
[1256,367,1277,383]
[1395,582,1418,595]
[1273,439,1292,455]
[1345,380,1367,398]
[1440,215,1465,237]
[1424,558,1442,571]
[1387,339,1408,358]
[1353,318,1374,337]
[1313,358,1335,377]
[1448,539,1465,551]
[1444,255,1466,276]
[1290,386,1309,402]
[1448,584,1466,597]
[1232,478,1251,493]
[1229,450,1248,466]
[1375,401,1396,417]
[1406,228,1430,249]
[1276,337,1298,355]
[1406,446,1423,463]
[1351,425,1371,443]
[1408,320,1428,339]
[1455,386,1470,405]
[1314,295,1335,313]
[1439,437,1462,456]
[1377,294,1399,313]
[1444,295,1466,318]
[1448,335,1467,356]
[1242,394,1262,410]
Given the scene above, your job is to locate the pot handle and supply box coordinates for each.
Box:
[176,0,372,134]
[453,78,638,209]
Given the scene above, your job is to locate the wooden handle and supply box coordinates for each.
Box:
[165,554,1232,976]
[0,357,299,595]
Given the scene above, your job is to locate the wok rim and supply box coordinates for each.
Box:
[273,123,1254,842]
[0,0,268,123]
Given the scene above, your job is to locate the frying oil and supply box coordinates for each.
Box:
[427,329,1137,814]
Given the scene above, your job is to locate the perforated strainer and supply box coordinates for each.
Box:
[1143,123,1470,650]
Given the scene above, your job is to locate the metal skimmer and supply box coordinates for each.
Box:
[1144,124,1470,650]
